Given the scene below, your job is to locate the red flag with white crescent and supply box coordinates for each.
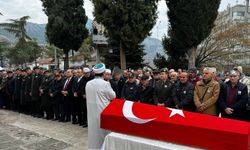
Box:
[101,99,250,150]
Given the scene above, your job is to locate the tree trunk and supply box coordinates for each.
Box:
[57,58,60,69]
[64,52,69,69]
[188,46,197,69]
[96,45,100,64]
[120,41,126,70]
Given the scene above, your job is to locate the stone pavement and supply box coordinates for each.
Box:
[0,109,88,150]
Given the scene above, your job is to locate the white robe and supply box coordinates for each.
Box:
[86,77,116,150]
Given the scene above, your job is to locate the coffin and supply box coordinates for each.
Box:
[101,99,250,150]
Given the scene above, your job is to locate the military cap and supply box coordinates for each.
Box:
[25,67,31,71]
[153,69,160,74]
[160,68,168,73]
[33,66,40,70]
[141,75,150,80]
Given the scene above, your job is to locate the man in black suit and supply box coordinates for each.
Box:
[49,71,64,120]
[60,69,75,122]
[80,67,94,127]
[72,68,85,125]
[40,70,53,119]
[24,67,32,115]
[6,71,15,110]
[30,66,43,117]
[13,68,22,112]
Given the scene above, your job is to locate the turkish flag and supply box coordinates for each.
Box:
[101,99,250,150]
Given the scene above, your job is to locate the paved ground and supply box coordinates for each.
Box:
[0,109,88,150]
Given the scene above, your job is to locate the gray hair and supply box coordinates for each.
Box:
[203,67,216,74]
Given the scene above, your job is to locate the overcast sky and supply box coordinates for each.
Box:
[0,0,246,39]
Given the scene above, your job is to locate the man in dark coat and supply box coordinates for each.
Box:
[0,71,7,109]
[20,69,27,113]
[13,68,22,111]
[246,96,250,122]
[150,69,160,88]
[188,68,201,86]
[79,67,94,127]
[110,71,125,99]
[40,70,53,119]
[136,75,154,104]
[6,71,15,110]
[72,68,84,124]
[219,70,248,121]
[30,66,43,117]
[60,69,75,122]
[121,72,139,101]
[24,68,32,115]
[153,68,173,107]
[172,72,195,112]
[49,71,63,120]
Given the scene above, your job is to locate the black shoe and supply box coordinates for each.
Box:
[46,117,52,120]
[72,121,78,124]
[52,118,59,121]
[65,118,71,122]
[79,122,84,126]
[37,115,43,118]
[82,124,88,128]
[59,119,65,122]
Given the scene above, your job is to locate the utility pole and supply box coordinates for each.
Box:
[245,0,249,22]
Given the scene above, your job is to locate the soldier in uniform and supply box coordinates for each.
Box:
[0,71,7,109]
[121,72,139,102]
[24,67,32,115]
[13,68,22,111]
[136,75,154,104]
[6,71,15,110]
[20,69,27,113]
[153,68,174,107]
[30,66,43,117]
[40,70,53,119]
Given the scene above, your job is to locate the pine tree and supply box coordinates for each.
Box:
[92,0,158,69]
[41,0,89,69]
[165,0,220,68]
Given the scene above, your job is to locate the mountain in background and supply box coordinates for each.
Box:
[0,19,93,45]
[142,37,165,67]
[0,19,164,67]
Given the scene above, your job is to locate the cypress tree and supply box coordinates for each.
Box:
[41,0,89,69]
[165,0,220,68]
[92,0,158,69]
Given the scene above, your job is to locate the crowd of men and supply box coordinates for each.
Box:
[0,65,249,128]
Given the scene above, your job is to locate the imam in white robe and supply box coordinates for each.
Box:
[86,77,116,150]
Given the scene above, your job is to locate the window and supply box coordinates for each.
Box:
[233,11,245,17]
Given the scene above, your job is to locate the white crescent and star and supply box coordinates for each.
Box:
[168,108,185,117]
[122,101,155,124]
[122,101,185,124]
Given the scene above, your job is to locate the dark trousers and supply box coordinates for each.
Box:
[14,97,20,111]
[26,101,36,115]
[82,98,87,124]
[6,94,13,110]
[34,97,43,117]
[53,97,60,119]
[72,97,82,123]
[46,102,53,119]
[61,96,71,121]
